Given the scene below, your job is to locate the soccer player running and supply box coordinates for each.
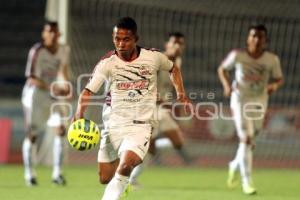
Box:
[152,32,192,163]
[73,17,192,200]
[218,24,283,195]
[22,21,71,186]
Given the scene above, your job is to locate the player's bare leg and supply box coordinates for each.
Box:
[98,159,119,184]
[52,125,66,185]
[101,150,142,200]
[164,129,192,163]
[155,129,192,164]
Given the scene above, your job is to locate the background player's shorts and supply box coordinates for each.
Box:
[22,85,65,135]
[230,91,268,140]
[152,106,180,138]
[97,124,152,163]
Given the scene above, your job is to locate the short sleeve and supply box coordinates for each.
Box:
[85,61,110,93]
[157,52,174,71]
[271,55,283,79]
[221,50,238,71]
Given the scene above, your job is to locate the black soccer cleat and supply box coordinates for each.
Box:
[52,175,67,186]
[26,177,38,187]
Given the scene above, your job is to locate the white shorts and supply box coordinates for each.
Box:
[97,124,152,163]
[230,91,268,140]
[22,85,66,135]
[152,106,180,138]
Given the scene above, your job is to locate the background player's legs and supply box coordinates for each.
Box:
[47,110,67,185]
[229,99,256,194]
[52,125,66,184]
[162,129,192,163]
[22,106,39,186]
[154,111,192,164]
[102,150,142,200]
[22,131,38,185]
[228,93,255,193]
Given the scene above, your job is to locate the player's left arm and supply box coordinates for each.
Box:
[54,46,72,96]
[169,64,193,114]
[267,78,284,94]
[267,55,284,94]
[158,51,193,113]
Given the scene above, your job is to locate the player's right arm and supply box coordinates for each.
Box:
[73,61,109,121]
[217,50,237,97]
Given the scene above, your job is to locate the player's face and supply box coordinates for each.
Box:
[112,27,137,59]
[165,36,185,57]
[247,29,267,54]
[42,24,60,46]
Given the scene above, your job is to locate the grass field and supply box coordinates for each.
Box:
[0,165,299,200]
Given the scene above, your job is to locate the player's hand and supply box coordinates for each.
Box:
[223,86,232,98]
[71,112,83,123]
[177,94,194,115]
[267,83,279,95]
[51,83,73,100]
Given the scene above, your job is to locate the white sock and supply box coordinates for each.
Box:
[101,173,129,200]
[129,164,144,184]
[155,138,172,149]
[229,145,241,172]
[52,136,64,179]
[246,145,253,183]
[22,138,37,180]
[237,143,251,185]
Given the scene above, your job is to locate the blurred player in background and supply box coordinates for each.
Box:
[152,32,191,163]
[73,17,191,200]
[218,24,283,195]
[129,32,192,186]
[21,21,71,186]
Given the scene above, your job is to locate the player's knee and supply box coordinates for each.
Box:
[246,136,253,145]
[240,136,252,146]
[117,163,134,176]
[57,126,66,136]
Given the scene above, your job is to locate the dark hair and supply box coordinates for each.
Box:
[115,17,137,35]
[44,20,58,28]
[248,24,268,36]
[168,32,185,39]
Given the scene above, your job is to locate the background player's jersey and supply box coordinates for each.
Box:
[221,49,283,97]
[25,43,70,85]
[86,47,173,128]
[157,57,182,102]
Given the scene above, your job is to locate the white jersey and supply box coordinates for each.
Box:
[221,49,283,97]
[86,47,173,128]
[102,81,112,131]
[25,43,70,85]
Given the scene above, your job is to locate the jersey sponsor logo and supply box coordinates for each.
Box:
[122,98,141,102]
[139,66,151,75]
[117,79,150,90]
